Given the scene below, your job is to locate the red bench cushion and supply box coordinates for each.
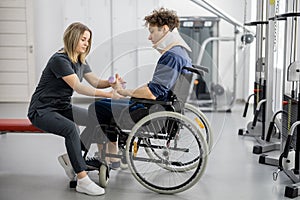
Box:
[0,119,44,133]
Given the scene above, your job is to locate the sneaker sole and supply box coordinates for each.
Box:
[76,186,105,196]
[58,156,76,180]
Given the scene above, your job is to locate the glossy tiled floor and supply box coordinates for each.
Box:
[0,101,298,200]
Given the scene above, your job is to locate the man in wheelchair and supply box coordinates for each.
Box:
[82,7,194,169]
[76,8,210,194]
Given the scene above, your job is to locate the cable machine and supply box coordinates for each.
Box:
[255,0,285,166]
[238,0,281,159]
[272,0,300,197]
[185,0,254,112]
[179,16,220,105]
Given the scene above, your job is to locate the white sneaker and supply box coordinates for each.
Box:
[76,178,105,196]
[58,154,76,180]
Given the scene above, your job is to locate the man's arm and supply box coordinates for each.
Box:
[117,85,156,100]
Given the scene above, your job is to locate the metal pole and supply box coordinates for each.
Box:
[189,0,254,34]
[196,37,235,66]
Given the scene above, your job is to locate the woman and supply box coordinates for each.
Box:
[27,22,121,196]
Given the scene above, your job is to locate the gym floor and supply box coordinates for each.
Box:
[0,101,296,200]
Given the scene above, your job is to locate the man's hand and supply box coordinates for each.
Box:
[116,88,133,97]
[111,89,125,99]
[110,73,126,90]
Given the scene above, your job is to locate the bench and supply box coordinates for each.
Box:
[0,119,44,134]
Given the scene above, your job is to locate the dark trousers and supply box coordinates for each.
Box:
[29,105,88,173]
[84,98,147,145]
[84,99,135,145]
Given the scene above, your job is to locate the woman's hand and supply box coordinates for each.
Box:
[110,73,126,90]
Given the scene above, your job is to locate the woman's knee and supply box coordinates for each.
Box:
[62,124,80,139]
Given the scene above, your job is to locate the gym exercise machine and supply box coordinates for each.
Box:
[179,16,219,107]
[238,0,281,161]
[272,0,300,197]
[185,0,254,112]
[238,0,268,139]
[256,0,287,167]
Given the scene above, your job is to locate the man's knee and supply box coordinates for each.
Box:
[106,132,118,142]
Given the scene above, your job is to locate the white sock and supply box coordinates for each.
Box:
[77,175,92,185]
[76,175,105,196]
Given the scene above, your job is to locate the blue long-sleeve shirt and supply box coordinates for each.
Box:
[148,46,192,101]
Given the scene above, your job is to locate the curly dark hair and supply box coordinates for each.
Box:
[144,7,180,31]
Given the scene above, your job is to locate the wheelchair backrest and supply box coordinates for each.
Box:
[170,71,193,103]
[170,65,204,103]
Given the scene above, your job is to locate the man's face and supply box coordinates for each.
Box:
[147,25,167,44]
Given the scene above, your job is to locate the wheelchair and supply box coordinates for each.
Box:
[79,66,213,194]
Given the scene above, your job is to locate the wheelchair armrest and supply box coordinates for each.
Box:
[184,65,209,76]
[130,97,173,106]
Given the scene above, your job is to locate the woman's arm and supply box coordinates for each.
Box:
[84,72,125,90]
[62,74,112,98]
[84,72,111,89]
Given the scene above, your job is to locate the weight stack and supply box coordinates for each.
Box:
[254,81,266,122]
[282,94,298,149]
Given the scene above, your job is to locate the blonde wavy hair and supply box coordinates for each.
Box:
[61,22,92,64]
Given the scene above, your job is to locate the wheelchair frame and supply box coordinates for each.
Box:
[80,66,213,194]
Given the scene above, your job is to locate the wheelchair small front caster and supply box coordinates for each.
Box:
[118,149,128,170]
[99,164,109,188]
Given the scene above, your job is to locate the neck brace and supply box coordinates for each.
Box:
[153,28,192,54]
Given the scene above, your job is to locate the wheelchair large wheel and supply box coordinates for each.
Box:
[184,103,213,150]
[144,103,212,172]
[126,111,208,194]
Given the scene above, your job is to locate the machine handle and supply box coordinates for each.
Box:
[242,94,255,118]
[265,121,275,142]
[252,109,260,127]
[282,135,292,158]
[251,99,267,127]
[242,102,249,118]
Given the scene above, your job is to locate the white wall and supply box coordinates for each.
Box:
[32,0,252,100]
[33,0,65,82]
[33,0,160,93]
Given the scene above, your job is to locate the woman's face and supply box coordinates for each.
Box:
[147,25,169,44]
[76,30,90,54]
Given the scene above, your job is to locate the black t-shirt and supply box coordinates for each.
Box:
[28,51,92,118]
